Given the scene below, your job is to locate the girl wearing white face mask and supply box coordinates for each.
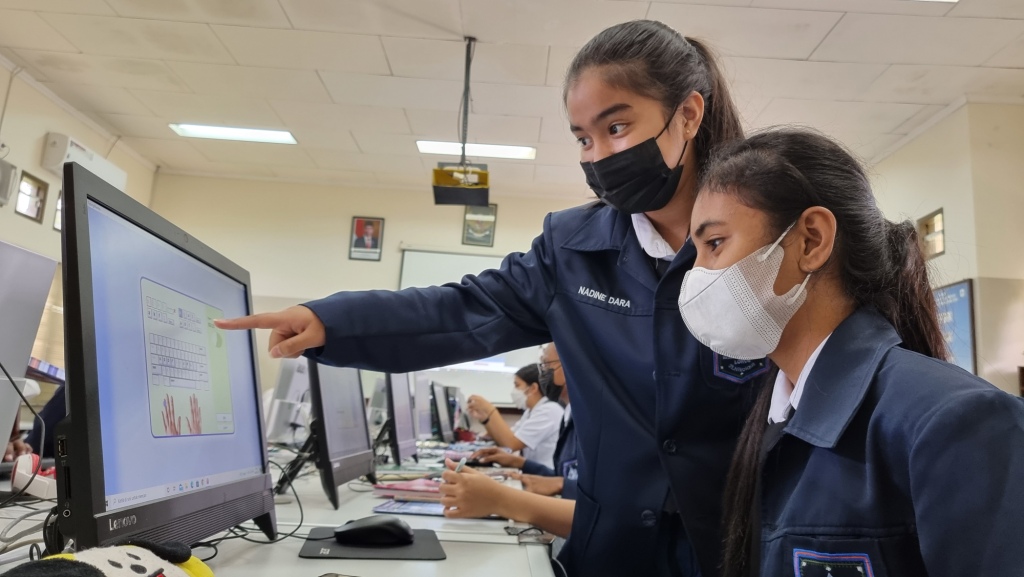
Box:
[466,364,564,470]
[681,128,1024,577]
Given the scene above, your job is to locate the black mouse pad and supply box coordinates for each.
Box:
[298,527,446,561]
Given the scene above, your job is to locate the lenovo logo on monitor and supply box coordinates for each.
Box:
[108,515,137,532]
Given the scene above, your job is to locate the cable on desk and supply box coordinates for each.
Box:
[0,359,45,510]
[231,461,304,545]
[0,507,51,544]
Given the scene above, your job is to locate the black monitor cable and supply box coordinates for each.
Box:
[0,359,45,510]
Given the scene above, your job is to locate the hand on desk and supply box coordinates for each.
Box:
[513,472,564,497]
[440,458,507,519]
[215,305,325,359]
[465,395,496,423]
[4,439,31,462]
[471,447,525,469]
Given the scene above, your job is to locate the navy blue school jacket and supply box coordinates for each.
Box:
[303,203,764,577]
[758,307,1024,576]
[521,411,579,500]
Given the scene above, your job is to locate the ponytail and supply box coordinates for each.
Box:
[685,37,744,172]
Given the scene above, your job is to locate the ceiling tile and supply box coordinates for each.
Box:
[860,64,1024,105]
[947,0,1024,19]
[890,104,946,135]
[811,14,1024,66]
[732,91,774,128]
[645,0,752,5]
[382,38,548,86]
[0,48,51,82]
[751,0,953,16]
[270,101,410,134]
[539,115,575,145]
[856,133,904,163]
[100,113,179,139]
[15,50,190,91]
[40,14,235,64]
[280,0,462,40]
[647,4,842,59]
[546,45,579,88]
[308,149,426,173]
[753,99,924,135]
[0,10,79,52]
[268,166,378,185]
[320,72,462,111]
[534,142,582,165]
[470,83,563,118]
[212,27,390,75]
[165,160,277,178]
[190,140,317,168]
[131,91,285,127]
[461,0,647,46]
[406,109,542,143]
[0,0,114,15]
[724,57,887,101]
[40,83,152,115]
[373,172,432,187]
[121,136,208,166]
[535,164,584,185]
[168,62,332,102]
[986,35,1024,68]
[104,0,293,27]
[289,128,360,151]
[351,132,420,155]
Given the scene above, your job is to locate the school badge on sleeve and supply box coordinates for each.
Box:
[713,353,769,383]
[794,549,875,577]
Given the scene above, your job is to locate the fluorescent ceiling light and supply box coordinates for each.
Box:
[169,124,296,144]
[416,140,536,160]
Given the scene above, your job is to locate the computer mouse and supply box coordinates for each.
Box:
[334,515,415,546]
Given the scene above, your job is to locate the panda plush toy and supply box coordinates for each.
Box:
[1,541,213,577]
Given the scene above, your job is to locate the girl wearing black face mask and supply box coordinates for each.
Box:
[217,20,747,577]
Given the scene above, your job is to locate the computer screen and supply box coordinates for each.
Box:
[386,373,417,464]
[307,361,374,509]
[265,358,311,445]
[57,163,274,548]
[432,382,454,444]
[412,373,433,441]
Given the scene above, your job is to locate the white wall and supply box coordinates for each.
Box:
[0,68,155,261]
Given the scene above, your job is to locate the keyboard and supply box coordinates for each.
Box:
[147,333,210,390]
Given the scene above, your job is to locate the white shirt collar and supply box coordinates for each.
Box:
[767,334,832,424]
[631,213,677,261]
[524,396,549,417]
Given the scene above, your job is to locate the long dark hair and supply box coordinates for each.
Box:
[515,364,540,391]
[704,128,948,577]
[564,20,744,172]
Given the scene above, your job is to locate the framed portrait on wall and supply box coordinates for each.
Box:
[462,204,497,247]
[349,216,384,261]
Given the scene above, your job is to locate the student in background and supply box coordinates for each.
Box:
[5,420,30,462]
[680,129,1024,577]
[466,362,564,470]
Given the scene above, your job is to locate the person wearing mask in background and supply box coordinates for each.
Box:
[679,129,1024,577]
[468,343,578,499]
[466,362,564,470]
[217,20,749,577]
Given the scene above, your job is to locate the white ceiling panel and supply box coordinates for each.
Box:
[190,140,317,168]
[539,116,575,145]
[104,0,293,28]
[470,83,563,118]
[754,99,924,136]
[288,126,361,151]
[0,10,78,53]
[168,62,332,102]
[166,160,277,177]
[279,0,463,40]
[351,132,420,155]
[986,35,1024,68]
[535,164,584,185]
[0,1,114,15]
[861,65,1024,105]
[460,0,647,47]
[534,142,583,166]
[645,0,752,6]
[15,50,191,91]
[948,0,1024,19]
[855,133,904,162]
[373,172,432,187]
[40,83,152,115]
[100,113,179,139]
[751,0,953,16]
[268,166,379,185]
[724,58,887,101]
[212,27,391,75]
[405,109,542,143]
[382,38,548,86]
[546,45,579,88]
[307,149,427,173]
[270,101,410,134]
[131,91,285,127]
[41,14,235,64]
[320,72,462,111]
[648,4,842,59]
[120,137,210,166]
[811,14,1024,66]
[890,104,946,135]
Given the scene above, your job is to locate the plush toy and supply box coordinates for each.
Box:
[1,541,213,577]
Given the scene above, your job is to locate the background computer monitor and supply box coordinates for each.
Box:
[265,358,311,445]
[385,373,417,464]
[432,382,454,444]
[307,360,375,509]
[56,163,275,549]
[412,373,433,441]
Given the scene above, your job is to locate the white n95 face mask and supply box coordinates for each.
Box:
[678,224,811,360]
[511,387,528,410]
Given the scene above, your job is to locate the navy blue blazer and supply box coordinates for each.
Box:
[522,411,579,500]
[304,204,764,577]
[758,307,1024,576]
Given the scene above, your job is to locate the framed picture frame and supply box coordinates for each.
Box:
[933,279,976,375]
[462,204,497,247]
[349,217,384,261]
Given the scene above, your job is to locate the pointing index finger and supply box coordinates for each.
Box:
[214,313,280,331]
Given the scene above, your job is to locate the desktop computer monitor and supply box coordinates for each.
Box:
[265,358,311,445]
[56,163,275,549]
[412,373,433,441]
[385,373,417,464]
[307,360,375,510]
[431,382,454,444]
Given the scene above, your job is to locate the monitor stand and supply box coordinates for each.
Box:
[273,426,379,498]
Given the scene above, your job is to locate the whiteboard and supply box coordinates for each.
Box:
[399,249,541,405]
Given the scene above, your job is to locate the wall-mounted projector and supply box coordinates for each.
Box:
[432,162,489,206]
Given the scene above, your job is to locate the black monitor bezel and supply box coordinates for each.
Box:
[57,162,275,548]
[412,373,433,441]
[306,359,375,510]
[432,382,454,443]
[384,373,417,464]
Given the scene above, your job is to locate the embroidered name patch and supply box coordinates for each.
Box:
[578,285,631,308]
[794,549,875,577]
[713,353,769,383]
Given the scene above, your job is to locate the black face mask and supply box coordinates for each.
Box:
[538,369,562,403]
[580,121,688,214]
